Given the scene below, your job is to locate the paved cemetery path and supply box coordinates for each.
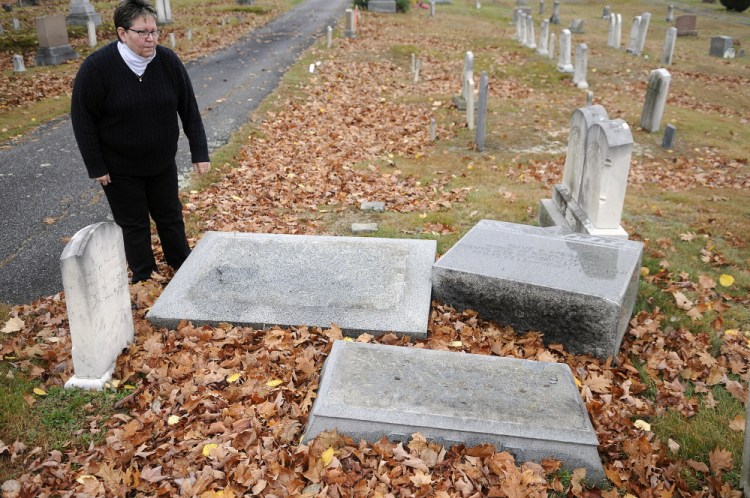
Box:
[0,0,350,305]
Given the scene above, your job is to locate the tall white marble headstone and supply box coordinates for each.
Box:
[462,51,474,104]
[634,12,651,56]
[548,32,556,60]
[557,29,573,73]
[626,16,641,54]
[607,14,616,47]
[666,4,674,22]
[578,119,634,232]
[525,15,537,49]
[87,20,96,47]
[640,68,671,132]
[573,43,588,89]
[662,27,677,65]
[61,222,134,390]
[614,14,622,49]
[537,19,549,56]
[562,105,609,201]
[466,77,475,130]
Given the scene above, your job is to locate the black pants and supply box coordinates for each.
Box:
[103,162,190,282]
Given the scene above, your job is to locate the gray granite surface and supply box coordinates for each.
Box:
[432,220,643,359]
[148,231,435,338]
[305,341,605,483]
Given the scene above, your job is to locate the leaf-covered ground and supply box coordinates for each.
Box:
[2,3,750,497]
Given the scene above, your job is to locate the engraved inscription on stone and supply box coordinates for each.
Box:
[191,238,407,310]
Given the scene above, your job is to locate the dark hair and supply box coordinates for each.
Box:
[114,0,157,39]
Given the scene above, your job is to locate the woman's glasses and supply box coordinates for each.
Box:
[127,28,159,39]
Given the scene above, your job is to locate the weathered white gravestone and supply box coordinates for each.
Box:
[466,77,475,130]
[148,232,436,339]
[305,341,606,484]
[475,72,489,151]
[155,0,172,24]
[662,27,677,65]
[557,28,573,73]
[86,20,96,47]
[540,107,635,239]
[12,17,20,30]
[12,54,26,72]
[66,0,101,26]
[634,12,651,56]
[549,0,560,24]
[517,13,526,44]
[607,14,616,47]
[548,32,556,60]
[626,16,641,54]
[525,15,537,49]
[639,68,671,132]
[742,401,750,496]
[666,4,674,22]
[61,223,134,390]
[344,8,356,38]
[537,19,549,56]
[561,105,610,202]
[614,14,622,49]
[573,43,588,89]
[453,51,474,111]
[432,219,643,359]
[326,25,332,48]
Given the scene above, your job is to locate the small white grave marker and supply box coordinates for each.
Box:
[557,29,573,73]
[640,68,671,132]
[61,222,134,390]
[466,77,475,130]
[87,20,97,47]
[573,43,588,89]
[12,54,26,72]
[12,17,20,30]
[662,27,677,65]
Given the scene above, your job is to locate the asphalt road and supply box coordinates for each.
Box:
[0,0,351,305]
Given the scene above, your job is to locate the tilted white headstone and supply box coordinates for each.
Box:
[327,25,332,48]
[662,27,677,65]
[626,16,641,54]
[86,20,96,47]
[562,105,610,201]
[12,54,26,72]
[475,72,489,151]
[640,68,671,132]
[525,16,536,49]
[462,51,474,104]
[578,119,634,231]
[517,14,526,44]
[537,19,549,56]
[557,29,573,73]
[607,14,616,47]
[614,14,622,48]
[61,222,134,390]
[466,77,475,130]
[548,32,556,60]
[634,12,651,56]
[573,43,588,89]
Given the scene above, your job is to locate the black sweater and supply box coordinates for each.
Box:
[71,42,209,178]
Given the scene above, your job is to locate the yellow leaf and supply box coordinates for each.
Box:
[343,337,354,342]
[640,266,650,277]
[76,474,97,484]
[33,387,47,396]
[418,213,427,219]
[724,329,739,337]
[226,373,240,383]
[168,415,181,426]
[202,443,218,456]
[321,447,335,466]
[124,384,136,390]
[231,195,242,202]
[448,341,463,348]
[574,377,582,388]
[266,379,283,387]
[719,274,735,287]
[110,379,121,388]
[634,419,651,432]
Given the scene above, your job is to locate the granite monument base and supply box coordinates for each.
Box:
[305,341,605,484]
[147,232,436,338]
[432,220,643,359]
[35,45,79,66]
[539,184,629,239]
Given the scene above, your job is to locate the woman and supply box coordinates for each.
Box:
[71,0,210,283]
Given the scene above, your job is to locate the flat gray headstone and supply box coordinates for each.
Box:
[432,220,643,359]
[305,341,605,484]
[66,0,102,26]
[351,222,378,233]
[61,222,134,390]
[368,0,397,12]
[148,232,436,339]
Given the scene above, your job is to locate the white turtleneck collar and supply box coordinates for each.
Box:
[117,40,156,77]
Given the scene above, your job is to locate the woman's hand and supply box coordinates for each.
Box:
[94,174,111,186]
[193,162,211,175]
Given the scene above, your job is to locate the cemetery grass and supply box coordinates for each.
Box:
[1,0,750,496]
